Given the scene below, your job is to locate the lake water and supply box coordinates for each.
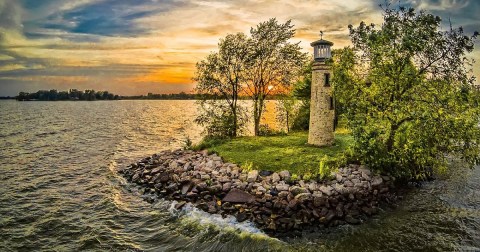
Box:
[0,100,478,251]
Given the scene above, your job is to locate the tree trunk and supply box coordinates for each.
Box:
[253,100,260,136]
[253,97,265,136]
[286,111,289,133]
[232,109,237,137]
[386,123,398,153]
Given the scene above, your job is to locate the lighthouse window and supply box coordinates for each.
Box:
[329,96,334,110]
[324,73,330,87]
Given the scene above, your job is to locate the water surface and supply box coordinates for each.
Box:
[0,100,478,251]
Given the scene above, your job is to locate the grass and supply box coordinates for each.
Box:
[198,130,353,176]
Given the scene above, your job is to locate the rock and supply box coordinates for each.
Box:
[345,215,361,225]
[288,199,298,208]
[132,173,140,183]
[169,161,179,169]
[257,186,267,194]
[196,182,207,190]
[186,192,197,198]
[358,166,371,175]
[181,182,193,194]
[308,182,317,192]
[271,173,281,183]
[183,162,192,171]
[313,196,326,207]
[289,186,309,196]
[166,183,178,192]
[333,183,347,195]
[371,176,383,187]
[159,173,170,183]
[151,167,162,174]
[278,170,291,180]
[278,191,289,198]
[267,221,276,230]
[344,180,354,187]
[222,189,255,203]
[351,178,361,185]
[298,180,306,187]
[336,173,343,182]
[276,183,290,191]
[294,192,312,202]
[259,170,273,177]
[222,182,232,191]
[208,204,217,214]
[319,185,333,196]
[205,160,214,169]
[174,201,186,210]
[325,210,336,222]
[207,184,222,193]
[236,212,248,222]
[218,176,230,183]
[361,172,371,181]
[247,170,259,183]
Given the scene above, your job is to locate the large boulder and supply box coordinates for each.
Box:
[222,189,255,203]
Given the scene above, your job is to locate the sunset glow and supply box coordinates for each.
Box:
[0,0,478,96]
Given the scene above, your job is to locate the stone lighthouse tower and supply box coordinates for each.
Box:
[308,32,334,146]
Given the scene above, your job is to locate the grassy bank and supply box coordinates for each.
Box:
[197,131,353,176]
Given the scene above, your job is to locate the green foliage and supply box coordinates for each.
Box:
[182,136,193,150]
[302,172,313,181]
[317,156,331,180]
[257,124,286,136]
[194,19,307,137]
[289,174,300,183]
[290,62,313,131]
[334,5,480,179]
[195,100,248,138]
[204,131,353,175]
[192,136,229,151]
[194,33,249,137]
[17,89,119,101]
[275,95,296,133]
[291,101,310,131]
[246,19,308,136]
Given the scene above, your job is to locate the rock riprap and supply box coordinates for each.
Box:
[119,149,397,233]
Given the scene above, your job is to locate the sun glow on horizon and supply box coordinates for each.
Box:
[0,0,478,96]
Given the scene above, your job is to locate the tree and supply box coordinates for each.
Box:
[291,61,312,131]
[244,18,308,136]
[194,33,249,137]
[276,94,296,133]
[334,5,480,179]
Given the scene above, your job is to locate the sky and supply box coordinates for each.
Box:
[0,0,478,96]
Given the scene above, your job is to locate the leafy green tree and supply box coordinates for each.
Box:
[276,94,296,133]
[334,5,480,179]
[291,61,312,130]
[245,19,308,136]
[194,33,249,137]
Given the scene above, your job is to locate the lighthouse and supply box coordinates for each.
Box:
[308,32,334,146]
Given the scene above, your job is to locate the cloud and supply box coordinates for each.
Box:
[0,0,478,96]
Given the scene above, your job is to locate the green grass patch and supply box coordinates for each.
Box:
[198,131,353,176]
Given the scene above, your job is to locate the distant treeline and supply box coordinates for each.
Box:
[15,89,288,101]
[17,89,120,101]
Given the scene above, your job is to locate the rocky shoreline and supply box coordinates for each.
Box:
[119,149,398,233]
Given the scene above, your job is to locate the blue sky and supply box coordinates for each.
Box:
[0,0,478,96]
